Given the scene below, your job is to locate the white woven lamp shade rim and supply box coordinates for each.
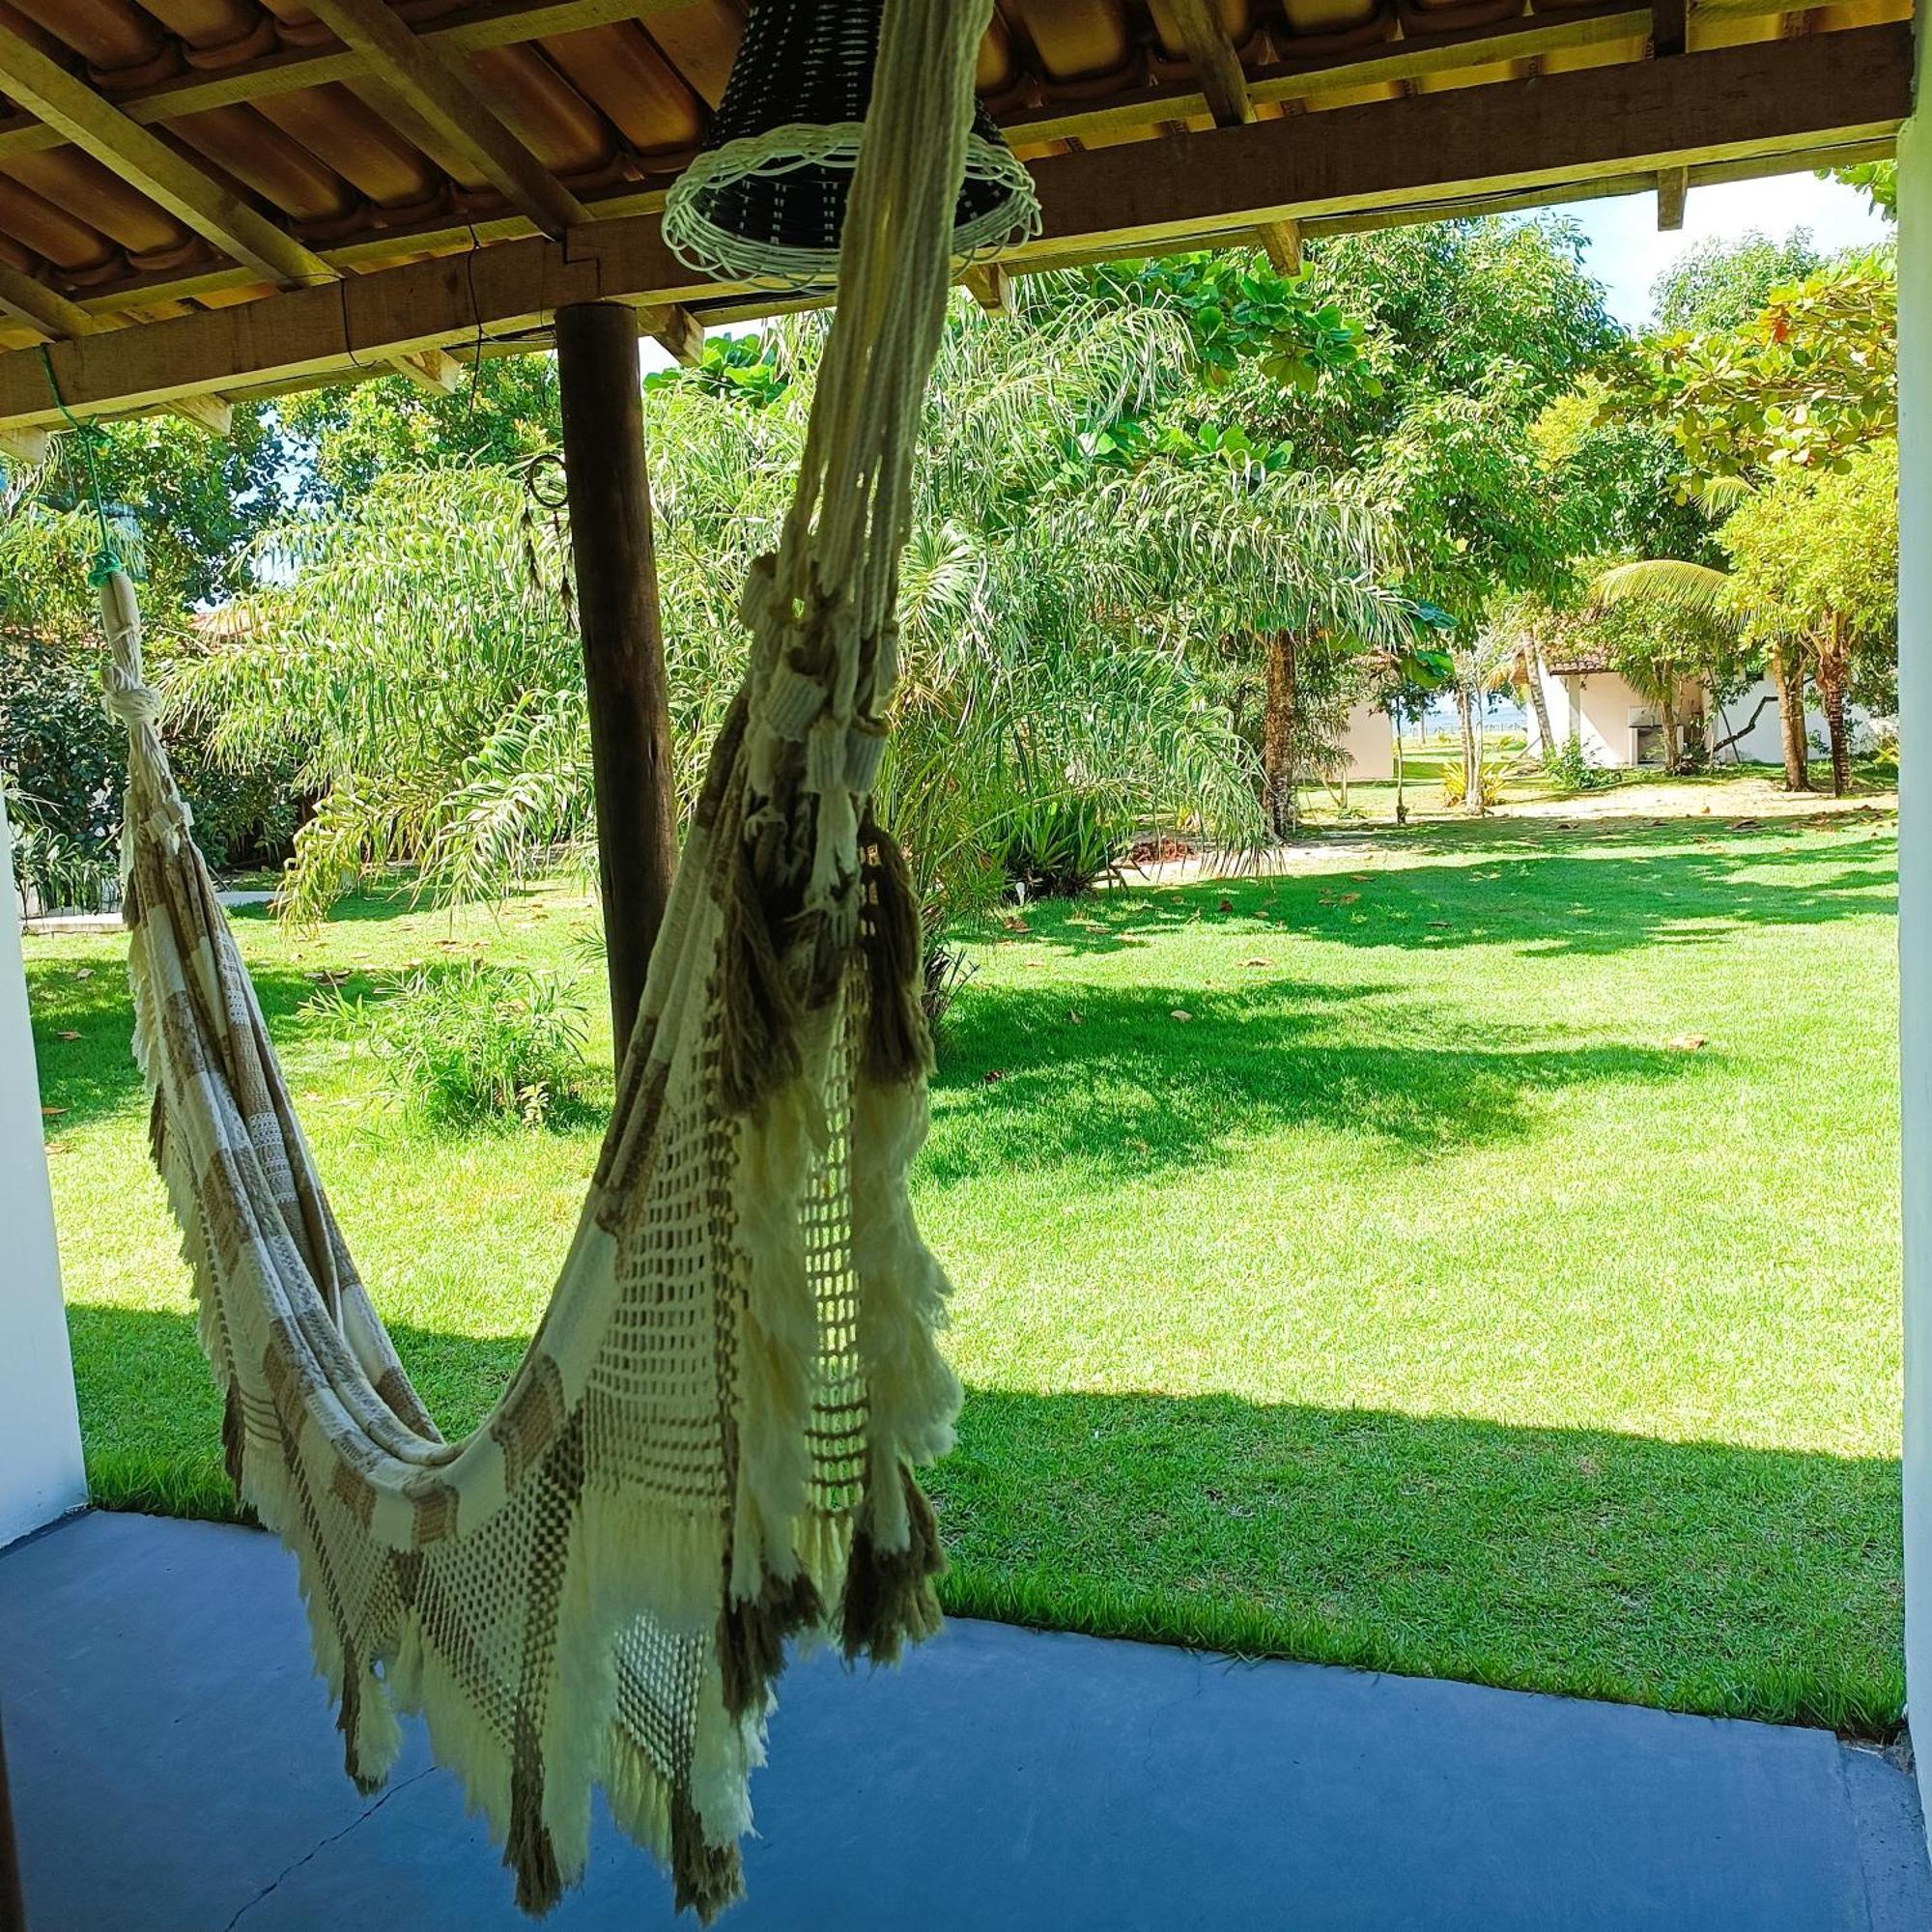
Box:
[662,122,1039,289]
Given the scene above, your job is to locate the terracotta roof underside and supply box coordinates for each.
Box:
[0,0,1912,427]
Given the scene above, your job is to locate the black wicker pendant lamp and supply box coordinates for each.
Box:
[663,0,1038,287]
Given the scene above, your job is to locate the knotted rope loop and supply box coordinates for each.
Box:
[99,568,192,848]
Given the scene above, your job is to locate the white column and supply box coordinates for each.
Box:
[1900,17,1931,1838]
[0,788,85,1546]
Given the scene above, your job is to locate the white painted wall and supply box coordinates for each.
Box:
[1529,668,1706,767]
[1898,27,1931,1844]
[0,788,86,1546]
[1711,677,1789,765]
[1711,676,1881,765]
[1338,700,1395,781]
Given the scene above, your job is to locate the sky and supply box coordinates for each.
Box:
[1568,167,1893,331]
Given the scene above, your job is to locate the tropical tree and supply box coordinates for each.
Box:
[279,356,564,505]
[1720,440,1897,793]
[1649,230,1824,334]
[174,273,1411,926]
[1634,252,1895,483]
[1594,440,1896,795]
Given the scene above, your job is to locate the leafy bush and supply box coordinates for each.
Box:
[999,794,1122,899]
[1440,759,1503,809]
[312,962,589,1129]
[1541,732,1614,794]
[5,778,119,917]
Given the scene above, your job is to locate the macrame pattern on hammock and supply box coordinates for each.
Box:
[101,0,1037,1916]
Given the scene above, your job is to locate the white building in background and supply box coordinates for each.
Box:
[1522,645,1879,770]
[1337,700,1397,781]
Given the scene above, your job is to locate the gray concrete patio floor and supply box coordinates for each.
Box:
[3,1512,1927,1931]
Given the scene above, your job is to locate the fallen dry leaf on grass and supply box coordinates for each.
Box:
[1668,1034,1707,1052]
[1170,1009,1193,1023]
[56,1030,79,1041]
[1065,1010,1083,1025]
[41,1105,66,1118]
[1241,957,1270,968]
[982,1069,1005,1084]
[1337,891,1360,904]
[1217,897,1234,913]
[1427,921,1451,929]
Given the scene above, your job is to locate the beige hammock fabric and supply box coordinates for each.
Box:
[104,0,1023,1917]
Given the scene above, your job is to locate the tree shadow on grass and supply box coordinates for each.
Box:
[67,1305,1902,1734]
[982,825,1895,968]
[932,1387,1903,1735]
[26,959,326,1136]
[925,980,1710,1186]
[224,881,580,929]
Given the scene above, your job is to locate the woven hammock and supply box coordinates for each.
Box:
[103,0,1031,1917]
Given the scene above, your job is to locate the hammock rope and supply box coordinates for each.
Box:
[103,0,1028,1916]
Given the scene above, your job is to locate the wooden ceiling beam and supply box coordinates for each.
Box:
[1164,0,1302,274]
[0,261,237,437]
[0,26,1907,431]
[631,301,703,365]
[0,29,331,289]
[298,0,589,239]
[962,264,1012,314]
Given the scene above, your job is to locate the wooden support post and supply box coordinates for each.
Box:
[964,263,1013,313]
[1657,163,1689,228]
[554,299,678,1063]
[0,426,48,467]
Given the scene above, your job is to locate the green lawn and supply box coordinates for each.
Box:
[25,787,1903,1731]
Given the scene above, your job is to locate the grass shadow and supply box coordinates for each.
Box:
[926,980,1710,1185]
[976,822,1895,969]
[66,1306,1902,1735]
[934,1387,1903,1736]
[25,958,326,1135]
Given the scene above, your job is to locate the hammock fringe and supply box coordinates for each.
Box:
[840,1461,947,1663]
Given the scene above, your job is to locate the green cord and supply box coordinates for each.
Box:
[39,344,124,587]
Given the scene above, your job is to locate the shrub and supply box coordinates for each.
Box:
[312,962,589,1129]
[999,794,1122,899]
[1541,732,1613,794]
[1440,760,1504,809]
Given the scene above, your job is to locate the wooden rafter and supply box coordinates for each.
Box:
[298,0,589,240]
[298,1,700,369]
[0,1,684,161]
[0,26,1908,432]
[0,30,331,290]
[0,0,1803,178]
[1164,0,1302,272]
